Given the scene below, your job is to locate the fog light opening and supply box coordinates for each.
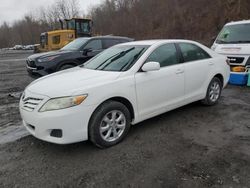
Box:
[50,129,63,138]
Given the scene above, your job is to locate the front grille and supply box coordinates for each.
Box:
[26,59,36,68]
[227,57,245,64]
[22,97,43,112]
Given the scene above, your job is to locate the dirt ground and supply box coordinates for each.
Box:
[0,51,250,188]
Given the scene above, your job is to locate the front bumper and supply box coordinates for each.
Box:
[27,66,44,77]
[26,59,54,77]
[19,91,97,144]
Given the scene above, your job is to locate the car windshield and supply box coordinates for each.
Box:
[61,38,89,51]
[216,23,250,44]
[82,45,148,72]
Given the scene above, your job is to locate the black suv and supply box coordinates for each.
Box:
[26,36,133,77]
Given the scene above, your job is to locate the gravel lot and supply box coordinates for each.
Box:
[0,51,250,188]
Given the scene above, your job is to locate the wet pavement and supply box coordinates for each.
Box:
[0,51,250,188]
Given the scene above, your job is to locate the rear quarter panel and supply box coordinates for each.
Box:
[196,42,230,88]
[213,55,230,88]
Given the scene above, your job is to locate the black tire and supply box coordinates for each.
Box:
[58,64,75,71]
[89,101,131,148]
[202,77,222,106]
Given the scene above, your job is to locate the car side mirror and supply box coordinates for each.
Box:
[141,62,160,72]
[83,48,92,55]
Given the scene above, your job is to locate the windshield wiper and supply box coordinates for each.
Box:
[119,48,145,71]
[93,51,126,70]
[97,47,135,70]
[231,40,250,43]
[217,40,250,44]
[82,50,124,69]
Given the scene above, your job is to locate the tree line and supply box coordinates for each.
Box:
[0,0,250,48]
[91,0,250,45]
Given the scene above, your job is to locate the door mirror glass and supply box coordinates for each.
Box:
[142,62,160,72]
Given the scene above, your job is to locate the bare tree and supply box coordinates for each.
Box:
[90,0,250,45]
[1,0,250,48]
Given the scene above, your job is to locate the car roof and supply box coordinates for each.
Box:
[79,36,133,40]
[118,39,198,46]
[226,20,250,26]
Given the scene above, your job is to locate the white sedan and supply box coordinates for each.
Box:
[19,40,230,148]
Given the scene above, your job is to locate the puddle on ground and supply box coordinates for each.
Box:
[0,91,28,144]
[0,125,30,145]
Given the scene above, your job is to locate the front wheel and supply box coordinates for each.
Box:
[202,77,222,106]
[89,101,131,148]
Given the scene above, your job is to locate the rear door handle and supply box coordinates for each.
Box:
[209,62,214,65]
[175,69,184,74]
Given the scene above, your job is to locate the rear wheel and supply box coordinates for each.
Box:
[89,101,131,148]
[202,77,222,106]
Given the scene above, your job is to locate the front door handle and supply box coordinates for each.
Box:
[175,69,184,74]
[209,62,214,65]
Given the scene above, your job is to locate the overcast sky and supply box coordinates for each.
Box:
[0,0,103,24]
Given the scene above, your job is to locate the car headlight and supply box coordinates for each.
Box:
[37,55,59,63]
[39,95,87,112]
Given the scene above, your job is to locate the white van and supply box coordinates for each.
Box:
[211,20,250,67]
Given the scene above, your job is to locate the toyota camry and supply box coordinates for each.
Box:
[20,40,230,148]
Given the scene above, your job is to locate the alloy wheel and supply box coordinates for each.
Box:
[99,110,126,142]
[209,81,221,102]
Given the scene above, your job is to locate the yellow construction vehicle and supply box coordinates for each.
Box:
[35,18,93,53]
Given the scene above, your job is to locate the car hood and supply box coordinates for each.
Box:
[214,43,250,55]
[28,50,72,60]
[26,67,122,98]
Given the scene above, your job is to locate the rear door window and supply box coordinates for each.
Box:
[178,43,211,62]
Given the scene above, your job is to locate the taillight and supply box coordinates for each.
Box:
[226,59,230,66]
